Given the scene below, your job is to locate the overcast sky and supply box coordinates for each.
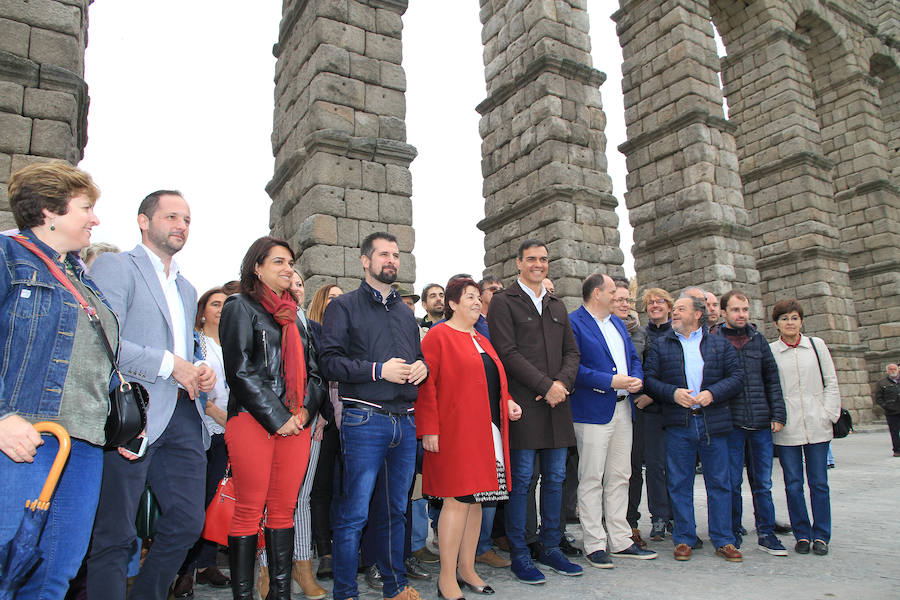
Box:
[79,1,633,302]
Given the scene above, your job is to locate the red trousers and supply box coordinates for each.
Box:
[225,412,310,535]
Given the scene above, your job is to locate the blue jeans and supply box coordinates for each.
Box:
[476,505,497,555]
[776,442,831,543]
[727,428,777,537]
[332,408,416,600]
[505,447,566,559]
[410,498,429,552]
[665,416,734,549]
[0,436,102,600]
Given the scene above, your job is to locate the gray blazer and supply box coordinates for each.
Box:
[91,245,209,448]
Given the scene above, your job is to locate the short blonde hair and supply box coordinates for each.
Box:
[8,161,99,230]
[641,287,674,312]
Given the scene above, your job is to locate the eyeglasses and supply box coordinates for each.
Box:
[484,286,502,293]
[612,297,631,303]
[646,298,668,306]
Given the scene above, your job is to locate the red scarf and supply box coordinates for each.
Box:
[259,286,306,415]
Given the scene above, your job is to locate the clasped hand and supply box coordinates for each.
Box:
[381,357,427,385]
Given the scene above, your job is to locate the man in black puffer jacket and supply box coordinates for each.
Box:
[644,295,743,563]
[715,290,786,557]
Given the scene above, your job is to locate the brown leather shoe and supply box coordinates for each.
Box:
[631,528,648,549]
[674,543,692,561]
[716,544,743,562]
[493,536,510,552]
[476,549,511,568]
[384,586,422,600]
[293,559,327,599]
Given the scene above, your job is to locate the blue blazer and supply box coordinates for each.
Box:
[569,306,643,425]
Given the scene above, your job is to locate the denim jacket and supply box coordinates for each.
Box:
[0,229,116,422]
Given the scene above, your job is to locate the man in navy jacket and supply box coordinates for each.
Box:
[714,290,786,555]
[643,294,743,563]
[569,274,657,568]
[319,232,428,600]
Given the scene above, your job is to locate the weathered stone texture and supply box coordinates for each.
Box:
[477,0,622,309]
[614,0,898,422]
[269,0,416,297]
[0,0,90,223]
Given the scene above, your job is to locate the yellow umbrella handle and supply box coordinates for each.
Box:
[27,422,72,511]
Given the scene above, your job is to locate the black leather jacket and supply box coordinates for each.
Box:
[220,293,326,434]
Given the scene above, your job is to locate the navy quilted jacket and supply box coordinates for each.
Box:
[643,327,744,436]
[714,324,786,429]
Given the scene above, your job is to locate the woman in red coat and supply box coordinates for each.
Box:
[417,277,522,600]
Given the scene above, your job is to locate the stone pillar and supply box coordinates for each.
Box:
[0,0,91,229]
[477,0,623,309]
[267,0,416,298]
[613,0,762,315]
[717,13,871,421]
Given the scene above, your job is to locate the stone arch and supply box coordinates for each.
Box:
[870,53,900,183]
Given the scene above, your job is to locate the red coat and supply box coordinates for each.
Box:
[416,322,512,498]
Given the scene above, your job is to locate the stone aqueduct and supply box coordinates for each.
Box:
[0,0,897,423]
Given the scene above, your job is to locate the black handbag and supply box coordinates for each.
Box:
[10,235,147,448]
[809,337,852,438]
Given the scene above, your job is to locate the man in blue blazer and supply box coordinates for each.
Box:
[569,274,657,568]
[86,191,216,600]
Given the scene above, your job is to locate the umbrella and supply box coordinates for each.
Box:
[0,422,71,599]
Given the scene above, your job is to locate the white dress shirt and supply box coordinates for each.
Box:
[591,312,630,396]
[517,279,546,315]
[140,244,187,378]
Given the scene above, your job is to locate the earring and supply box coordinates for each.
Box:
[49,219,55,231]
[201,316,206,323]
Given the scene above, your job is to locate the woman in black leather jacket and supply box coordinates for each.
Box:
[220,236,325,600]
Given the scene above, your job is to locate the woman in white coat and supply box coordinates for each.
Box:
[769,299,841,557]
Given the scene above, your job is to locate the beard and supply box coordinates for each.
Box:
[372,266,397,284]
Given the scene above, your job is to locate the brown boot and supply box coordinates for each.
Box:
[292,560,326,600]
[257,565,269,600]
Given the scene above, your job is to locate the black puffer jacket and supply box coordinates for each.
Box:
[715,324,786,429]
[221,293,326,433]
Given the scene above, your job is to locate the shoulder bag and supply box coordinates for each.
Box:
[10,235,148,448]
[809,336,852,438]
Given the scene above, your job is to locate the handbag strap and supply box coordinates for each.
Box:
[9,234,123,380]
[808,335,826,388]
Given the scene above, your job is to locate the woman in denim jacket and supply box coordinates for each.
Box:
[0,162,120,600]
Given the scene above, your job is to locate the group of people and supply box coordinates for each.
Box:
[0,161,861,600]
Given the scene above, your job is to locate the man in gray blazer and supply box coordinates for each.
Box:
[86,190,216,600]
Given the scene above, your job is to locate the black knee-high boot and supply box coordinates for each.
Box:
[264,527,295,600]
[228,535,258,600]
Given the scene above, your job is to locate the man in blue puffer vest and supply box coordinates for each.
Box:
[643,294,744,563]
[714,290,787,555]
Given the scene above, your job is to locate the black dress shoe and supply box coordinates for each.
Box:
[405,555,431,580]
[458,578,495,595]
[812,540,829,555]
[437,581,466,600]
[316,555,333,580]
[364,565,383,591]
[559,536,583,557]
[774,522,793,534]
[196,567,230,588]
[795,539,811,554]
[173,573,194,598]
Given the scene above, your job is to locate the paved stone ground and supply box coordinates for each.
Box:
[194,427,899,600]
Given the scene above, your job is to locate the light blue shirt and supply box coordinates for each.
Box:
[517,279,546,316]
[675,327,704,407]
